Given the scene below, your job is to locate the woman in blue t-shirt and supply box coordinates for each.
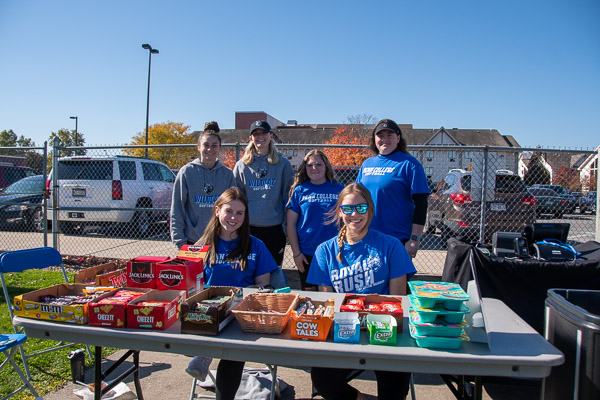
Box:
[356,119,430,258]
[186,187,278,400]
[307,183,416,400]
[286,150,343,290]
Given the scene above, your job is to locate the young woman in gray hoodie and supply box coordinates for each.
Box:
[233,120,294,266]
[170,121,235,249]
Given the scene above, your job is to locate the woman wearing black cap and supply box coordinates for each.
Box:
[356,119,430,259]
[233,120,294,270]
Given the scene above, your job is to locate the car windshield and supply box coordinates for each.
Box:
[2,177,44,194]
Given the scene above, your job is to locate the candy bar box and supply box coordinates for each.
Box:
[126,289,184,330]
[155,257,204,298]
[126,256,169,289]
[290,297,335,341]
[74,262,126,287]
[88,288,151,328]
[12,284,113,324]
[180,286,242,336]
[340,294,403,332]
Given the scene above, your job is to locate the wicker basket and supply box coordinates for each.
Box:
[231,293,299,334]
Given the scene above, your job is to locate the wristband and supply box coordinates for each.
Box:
[293,253,301,258]
[410,235,421,242]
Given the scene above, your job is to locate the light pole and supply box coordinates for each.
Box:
[142,43,159,158]
[70,116,78,146]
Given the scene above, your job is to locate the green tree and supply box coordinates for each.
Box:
[49,129,86,157]
[1,129,37,155]
[124,122,197,169]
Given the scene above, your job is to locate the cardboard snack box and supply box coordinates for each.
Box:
[127,289,184,330]
[180,286,242,336]
[290,297,335,341]
[155,257,204,298]
[341,294,404,332]
[12,284,112,324]
[88,288,151,328]
[126,256,169,289]
[74,262,127,287]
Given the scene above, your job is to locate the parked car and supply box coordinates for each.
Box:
[529,184,577,214]
[427,169,536,243]
[0,163,37,189]
[47,156,175,236]
[0,175,46,232]
[528,187,567,218]
[570,191,595,214]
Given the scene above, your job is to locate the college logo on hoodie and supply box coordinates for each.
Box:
[248,178,276,191]
[195,195,220,207]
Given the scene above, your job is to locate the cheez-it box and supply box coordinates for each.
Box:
[127,290,184,330]
[126,256,169,289]
[88,288,151,328]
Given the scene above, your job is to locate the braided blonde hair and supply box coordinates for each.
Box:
[325,183,375,262]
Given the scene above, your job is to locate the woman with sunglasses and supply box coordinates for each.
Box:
[307,183,416,400]
[185,187,279,399]
[233,120,294,268]
[357,119,429,258]
[286,150,343,290]
[170,121,235,249]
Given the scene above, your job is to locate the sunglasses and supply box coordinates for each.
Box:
[339,203,369,215]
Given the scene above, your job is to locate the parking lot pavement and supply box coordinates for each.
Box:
[42,349,540,400]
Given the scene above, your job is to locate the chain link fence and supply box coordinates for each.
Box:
[1,142,598,278]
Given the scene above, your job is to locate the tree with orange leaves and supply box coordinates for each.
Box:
[324,125,371,166]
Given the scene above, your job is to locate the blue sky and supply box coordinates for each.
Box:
[1,0,598,149]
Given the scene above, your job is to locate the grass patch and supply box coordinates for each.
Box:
[1,269,117,399]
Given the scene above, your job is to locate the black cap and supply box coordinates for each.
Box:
[373,119,401,136]
[250,120,272,134]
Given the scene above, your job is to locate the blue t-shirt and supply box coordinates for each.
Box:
[357,152,430,241]
[306,229,416,294]
[203,236,279,288]
[286,180,344,255]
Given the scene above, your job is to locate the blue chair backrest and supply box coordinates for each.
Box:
[0,247,63,273]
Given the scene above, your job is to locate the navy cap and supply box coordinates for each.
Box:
[250,120,272,134]
[374,120,401,136]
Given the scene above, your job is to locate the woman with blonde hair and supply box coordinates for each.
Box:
[286,149,343,290]
[307,183,416,400]
[233,120,294,267]
[170,121,234,249]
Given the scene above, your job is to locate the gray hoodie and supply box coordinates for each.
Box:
[233,154,294,227]
[170,159,235,249]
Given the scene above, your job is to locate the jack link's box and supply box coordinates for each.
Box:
[126,256,170,289]
[88,288,151,328]
[126,289,185,330]
[12,284,113,324]
[180,286,242,336]
[74,262,127,287]
[290,297,335,341]
[340,294,403,332]
[155,257,204,298]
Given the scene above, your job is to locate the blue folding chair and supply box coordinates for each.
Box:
[0,334,41,400]
[0,247,89,380]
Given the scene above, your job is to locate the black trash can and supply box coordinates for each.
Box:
[542,289,600,400]
[68,348,86,383]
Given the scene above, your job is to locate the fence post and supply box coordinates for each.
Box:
[51,137,60,250]
[43,141,48,247]
[235,142,241,161]
[596,146,600,242]
[479,146,489,243]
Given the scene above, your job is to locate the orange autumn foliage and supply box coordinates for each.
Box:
[324,126,371,166]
